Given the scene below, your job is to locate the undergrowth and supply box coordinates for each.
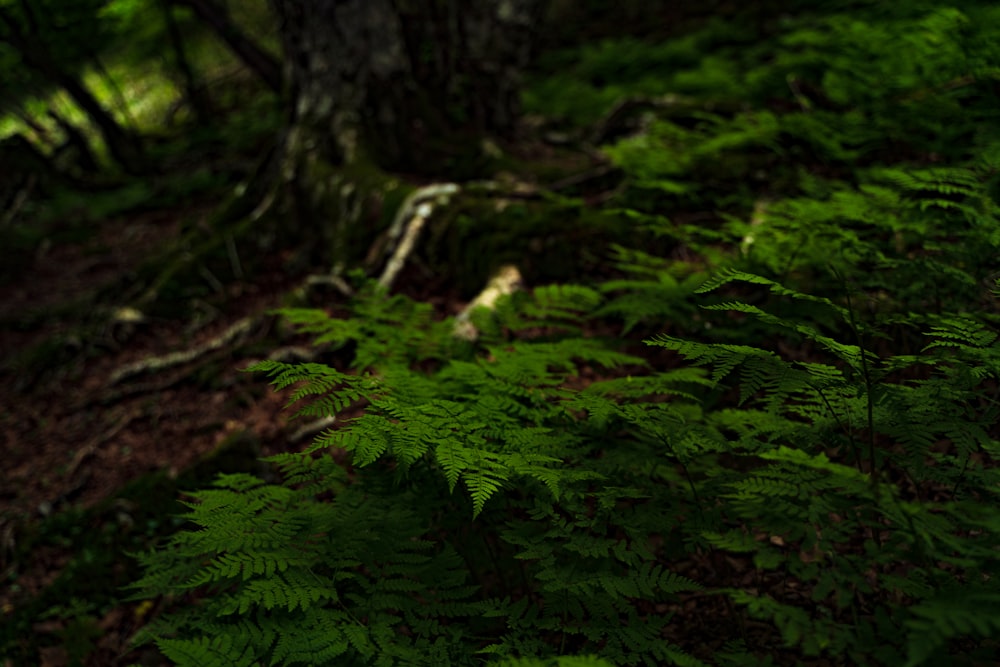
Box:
[133,3,1000,665]
[131,262,1000,666]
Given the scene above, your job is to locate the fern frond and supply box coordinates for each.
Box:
[268,610,351,665]
[695,269,843,313]
[496,656,616,666]
[156,635,257,667]
[219,570,339,615]
[727,589,841,656]
[905,590,1000,667]
[923,315,998,356]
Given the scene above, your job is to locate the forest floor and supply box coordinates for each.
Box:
[0,187,753,667]
[7,124,771,667]
[0,193,438,665]
[2,199,297,519]
[0,106,620,662]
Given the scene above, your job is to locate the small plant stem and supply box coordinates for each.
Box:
[478,525,507,595]
[840,272,882,550]
[951,454,971,498]
[816,386,862,472]
[660,435,704,519]
[845,290,877,486]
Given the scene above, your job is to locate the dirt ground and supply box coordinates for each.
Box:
[0,199,342,665]
[0,127,604,665]
[2,203,290,516]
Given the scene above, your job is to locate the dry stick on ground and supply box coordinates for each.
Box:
[102,177,541,430]
[108,316,257,385]
[288,416,338,445]
[65,405,144,477]
[453,264,525,341]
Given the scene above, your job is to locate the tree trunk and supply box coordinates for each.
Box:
[268,0,543,265]
[52,70,147,173]
[160,0,213,124]
[136,1,546,303]
[0,7,147,174]
[272,0,541,170]
[171,0,282,94]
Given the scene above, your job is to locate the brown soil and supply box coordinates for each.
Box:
[0,200,319,665]
[2,203,291,516]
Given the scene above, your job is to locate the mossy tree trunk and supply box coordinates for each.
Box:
[269,0,543,267]
[134,1,546,305]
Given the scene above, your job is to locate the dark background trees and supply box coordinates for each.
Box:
[0,0,145,173]
[1,0,557,281]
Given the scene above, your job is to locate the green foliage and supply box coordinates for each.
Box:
[132,3,1000,666]
[524,21,750,126]
[134,256,1000,665]
[131,281,717,666]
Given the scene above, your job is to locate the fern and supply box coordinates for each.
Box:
[131,5,1000,664]
[156,635,258,667]
[134,266,1000,666]
[137,214,1000,667]
[134,283,714,666]
[905,590,1000,667]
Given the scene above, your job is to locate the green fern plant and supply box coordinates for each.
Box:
[651,270,1000,664]
[131,281,719,666]
[133,266,1000,666]
[130,4,1000,662]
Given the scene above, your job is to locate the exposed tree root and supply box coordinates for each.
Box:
[98,164,587,429]
[108,316,257,385]
[378,183,460,289]
[453,264,524,341]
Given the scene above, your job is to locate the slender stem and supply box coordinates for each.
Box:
[816,386,861,472]
[951,454,970,498]
[841,278,882,550]
[660,434,703,519]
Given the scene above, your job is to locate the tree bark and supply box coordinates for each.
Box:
[265,0,543,268]
[137,1,545,296]
[271,0,543,171]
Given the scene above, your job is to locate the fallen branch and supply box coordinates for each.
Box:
[66,405,142,476]
[453,264,524,341]
[109,316,257,385]
[590,93,741,145]
[289,416,337,444]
